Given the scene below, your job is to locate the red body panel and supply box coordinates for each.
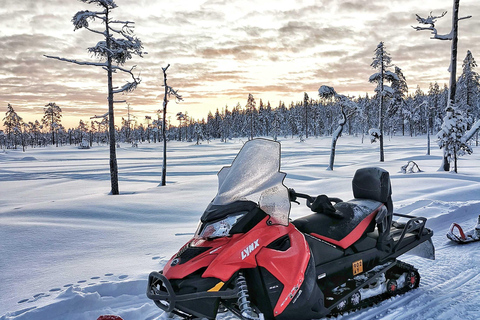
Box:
[256,224,310,316]
[164,217,289,281]
[163,217,311,317]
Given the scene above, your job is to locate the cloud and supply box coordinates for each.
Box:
[335,0,388,13]
[2,0,480,129]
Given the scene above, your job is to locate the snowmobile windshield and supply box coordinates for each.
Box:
[211,139,291,226]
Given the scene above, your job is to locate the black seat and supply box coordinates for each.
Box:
[292,199,383,249]
[292,167,393,250]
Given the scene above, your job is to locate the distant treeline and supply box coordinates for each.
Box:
[2,82,479,150]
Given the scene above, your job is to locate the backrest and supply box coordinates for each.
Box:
[352,167,391,204]
[352,167,394,251]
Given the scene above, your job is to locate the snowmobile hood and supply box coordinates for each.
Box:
[211,139,291,226]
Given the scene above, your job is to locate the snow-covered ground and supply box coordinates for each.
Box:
[1,136,479,320]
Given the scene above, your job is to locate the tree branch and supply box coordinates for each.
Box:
[84,26,106,36]
[458,15,472,21]
[44,55,107,67]
[412,11,452,40]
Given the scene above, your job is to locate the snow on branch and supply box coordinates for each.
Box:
[413,10,471,40]
[368,72,381,83]
[318,85,357,111]
[385,70,399,82]
[415,11,447,25]
[412,11,452,40]
[72,10,105,31]
[110,20,135,25]
[165,85,184,103]
[87,35,144,65]
[462,119,480,144]
[369,128,381,143]
[111,65,141,94]
[400,161,422,174]
[44,55,107,67]
[80,0,117,9]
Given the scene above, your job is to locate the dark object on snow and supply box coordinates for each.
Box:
[447,216,480,243]
[146,139,435,320]
[97,316,123,320]
[400,161,422,174]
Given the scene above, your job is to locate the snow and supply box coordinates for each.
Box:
[1,136,480,320]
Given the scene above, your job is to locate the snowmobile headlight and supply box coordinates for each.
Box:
[197,213,246,239]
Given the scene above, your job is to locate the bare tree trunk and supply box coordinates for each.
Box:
[161,65,170,187]
[106,9,119,195]
[327,108,346,170]
[304,93,309,139]
[250,109,253,140]
[379,46,385,162]
[443,0,460,171]
[427,122,431,155]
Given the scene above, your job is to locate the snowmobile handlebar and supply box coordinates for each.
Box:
[288,188,342,210]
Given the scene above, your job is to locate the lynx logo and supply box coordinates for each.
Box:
[241,239,259,260]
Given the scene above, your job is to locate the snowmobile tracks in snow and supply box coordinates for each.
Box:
[327,260,420,317]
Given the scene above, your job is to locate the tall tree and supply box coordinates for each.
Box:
[159,64,183,187]
[304,92,309,139]
[456,51,480,123]
[369,42,398,162]
[42,102,62,146]
[413,0,472,171]
[246,94,256,140]
[45,0,144,195]
[3,104,23,148]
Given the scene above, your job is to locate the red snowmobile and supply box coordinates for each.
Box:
[147,139,435,320]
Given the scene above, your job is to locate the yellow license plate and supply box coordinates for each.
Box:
[352,260,363,276]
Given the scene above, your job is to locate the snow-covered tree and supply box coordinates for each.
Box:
[319,85,357,170]
[386,66,408,137]
[456,50,480,130]
[437,104,472,172]
[246,94,256,140]
[45,0,145,194]
[42,102,62,146]
[304,92,310,139]
[413,0,472,171]
[369,42,398,162]
[3,104,23,148]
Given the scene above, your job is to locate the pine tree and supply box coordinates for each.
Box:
[246,94,256,140]
[437,104,472,172]
[369,42,398,161]
[42,102,62,146]
[45,0,145,195]
[3,104,23,148]
[456,50,480,127]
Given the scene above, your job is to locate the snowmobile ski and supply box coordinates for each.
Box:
[447,220,480,244]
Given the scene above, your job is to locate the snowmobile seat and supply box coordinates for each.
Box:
[292,167,393,250]
[292,199,384,249]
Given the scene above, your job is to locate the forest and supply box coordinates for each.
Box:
[2,54,479,150]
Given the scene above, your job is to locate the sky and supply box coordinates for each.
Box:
[1,0,479,129]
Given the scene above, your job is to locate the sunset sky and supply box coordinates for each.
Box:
[1,0,479,129]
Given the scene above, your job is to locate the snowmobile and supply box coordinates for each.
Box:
[146,139,435,320]
[447,216,480,243]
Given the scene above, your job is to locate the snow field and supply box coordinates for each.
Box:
[1,136,479,319]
